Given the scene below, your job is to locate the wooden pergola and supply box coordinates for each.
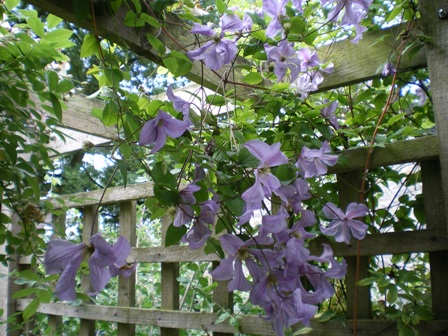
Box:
[1,0,448,335]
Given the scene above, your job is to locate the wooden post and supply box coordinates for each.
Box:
[79,205,98,336]
[161,215,179,336]
[420,0,448,236]
[117,201,137,336]
[212,262,234,336]
[421,160,448,318]
[336,172,371,319]
[47,213,66,335]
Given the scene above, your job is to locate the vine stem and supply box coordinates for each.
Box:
[353,18,415,336]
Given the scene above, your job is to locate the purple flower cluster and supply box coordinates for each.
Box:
[44,233,135,301]
[139,86,191,153]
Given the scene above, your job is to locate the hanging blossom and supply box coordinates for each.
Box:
[44,233,135,301]
[296,141,338,178]
[187,14,243,71]
[166,85,192,125]
[320,99,340,130]
[321,202,369,244]
[322,0,373,43]
[263,0,289,38]
[264,40,301,81]
[239,140,289,224]
[139,110,189,154]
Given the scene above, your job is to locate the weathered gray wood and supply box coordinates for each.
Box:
[23,0,427,100]
[420,0,448,239]
[79,206,98,336]
[330,135,438,174]
[421,161,448,319]
[48,127,110,156]
[16,299,448,336]
[30,93,116,140]
[117,201,137,335]
[336,172,371,320]
[212,262,233,336]
[161,215,179,336]
[316,21,426,92]
[49,182,154,209]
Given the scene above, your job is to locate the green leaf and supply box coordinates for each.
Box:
[50,93,62,121]
[101,101,119,126]
[152,162,177,188]
[216,0,225,13]
[163,51,193,77]
[27,16,45,38]
[47,14,63,29]
[289,16,306,35]
[243,72,263,85]
[140,13,161,28]
[215,311,230,324]
[205,94,226,106]
[43,28,73,42]
[12,287,37,299]
[164,224,187,247]
[56,79,74,93]
[80,33,99,58]
[386,284,398,304]
[154,185,180,206]
[5,0,20,10]
[22,298,39,322]
[146,33,166,55]
[357,276,377,286]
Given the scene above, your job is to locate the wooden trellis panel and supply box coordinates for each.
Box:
[4,0,448,335]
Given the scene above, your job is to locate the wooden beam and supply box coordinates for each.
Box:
[16,299,448,336]
[420,0,448,239]
[317,21,427,91]
[330,135,438,174]
[23,0,427,99]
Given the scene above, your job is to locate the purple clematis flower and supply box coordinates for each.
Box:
[173,183,201,227]
[44,233,135,301]
[320,99,340,130]
[139,110,189,154]
[323,0,372,43]
[298,48,321,71]
[265,40,301,81]
[296,141,338,178]
[187,14,243,70]
[182,199,218,249]
[263,0,289,38]
[166,85,192,125]
[239,140,289,224]
[321,202,369,244]
[209,234,260,291]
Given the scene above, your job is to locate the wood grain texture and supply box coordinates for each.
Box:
[79,206,98,336]
[23,0,426,100]
[316,21,426,91]
[49,182,154,209]
[421,161,448,319]
[336,172,371,319]
[420,0,448,238]
[16,300,448,336]
[117,201,137,335]
[161,215,180,336]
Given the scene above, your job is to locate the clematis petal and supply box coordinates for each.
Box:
[221,14,243,32]
[346,202,369,219]
[55,248,85,301]
[88,262,111,295]
[220,234,244,256]
[228,259,252,291]
[191,22,215,36]
[44,240,86,274]
[209,257,234,281]
[139,118,159,146]
[89,233,117,268]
